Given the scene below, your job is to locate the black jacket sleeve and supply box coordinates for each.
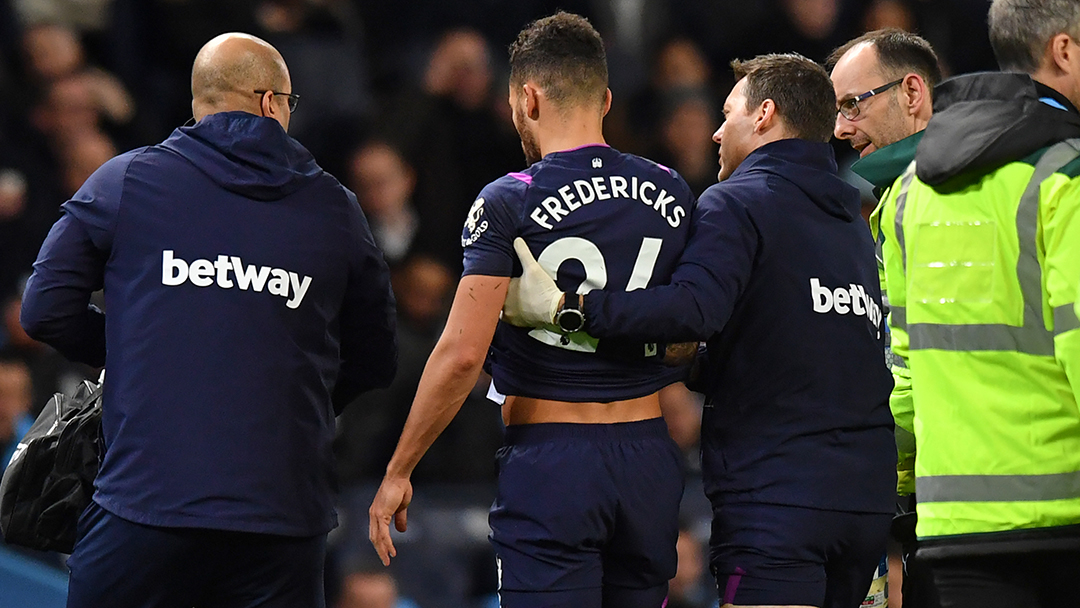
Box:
[582,187,759,343]
[20,213,108,367]
[332,194,397,413]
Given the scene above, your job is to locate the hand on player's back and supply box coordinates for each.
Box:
[502,237,562,327]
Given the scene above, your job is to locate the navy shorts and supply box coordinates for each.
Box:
[67,501,327,608]
[711,501,891,608]
[489,418,684,608]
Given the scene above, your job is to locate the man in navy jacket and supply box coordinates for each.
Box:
[20,33,396,608]
[505,54,895,608]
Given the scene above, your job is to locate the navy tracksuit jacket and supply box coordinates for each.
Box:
[583,139,896,515]
[21,112,397,537]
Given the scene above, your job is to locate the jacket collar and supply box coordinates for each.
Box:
[1034,81,1079,114]
[851,130,924,191]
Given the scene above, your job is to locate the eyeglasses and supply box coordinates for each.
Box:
[837,79,903,120]
[253,90,300,112]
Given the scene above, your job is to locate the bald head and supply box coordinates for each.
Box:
[191,33,292,128]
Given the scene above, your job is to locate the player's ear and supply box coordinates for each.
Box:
[523,83,541,121]
[754,99,777,134]
[602,88,612,117]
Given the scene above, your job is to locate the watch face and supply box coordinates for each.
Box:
[557,309,585,333]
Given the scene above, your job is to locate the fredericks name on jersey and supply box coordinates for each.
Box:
[527,174,686,230]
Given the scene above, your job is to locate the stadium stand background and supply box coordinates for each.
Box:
[0,1,996,607]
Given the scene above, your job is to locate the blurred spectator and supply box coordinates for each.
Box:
[21,22,83,81]
[863,0,916,32]
[0,356,34,471]
[422,29,493,113]
[336,569,420,608]
[31,73,101,142]
[117,0,261,136]
[624,37,712,156]
[336,255,455,486]
[338,252,501,485]
[255,0,374,166]
[771,0,860,62]
[1,286,95,415]
[14,0,113,32]
[585,0,671,97]
[60,129,116,197]
[22,24,146,151]
[385,28,522,273]
[0,129,64,299]
[0,168,28,223]
[347,140,419,267]
[652,89,718,195]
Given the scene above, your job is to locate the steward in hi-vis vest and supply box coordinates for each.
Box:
[880,72,1080,558]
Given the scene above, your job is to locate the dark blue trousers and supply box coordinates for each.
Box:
[66,501,327,608]
[711,501,891,608]
[489,418,684,608]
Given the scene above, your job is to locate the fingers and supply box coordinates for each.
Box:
[368,498,399,566]
[394,508,408,533]
[368,508,396,566]
[513,237,537,266]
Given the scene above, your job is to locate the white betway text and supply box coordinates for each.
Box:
[162,250,312,309]
[810,277,882,336]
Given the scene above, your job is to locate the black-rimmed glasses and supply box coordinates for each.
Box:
[837,79,903,120]
[253,89,300,112]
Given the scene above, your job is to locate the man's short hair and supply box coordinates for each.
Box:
[508,11,608,108]
[989,0,1080,73]
[730,53,836,143]
[826,28,942,94]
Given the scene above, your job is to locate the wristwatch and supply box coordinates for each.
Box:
[554,292,585,333]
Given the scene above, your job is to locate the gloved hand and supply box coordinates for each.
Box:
[503,237,562,327]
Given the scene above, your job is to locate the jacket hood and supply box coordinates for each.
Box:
[734,139,860,221]
[916,72,1080,186]
[160,112,322,201]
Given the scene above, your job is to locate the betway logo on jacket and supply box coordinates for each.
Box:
[810,278,882,334]
[161,250,312,309]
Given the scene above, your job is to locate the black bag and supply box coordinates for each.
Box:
[0,374,104,552]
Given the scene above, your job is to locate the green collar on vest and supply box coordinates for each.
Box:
[851,130,924,190]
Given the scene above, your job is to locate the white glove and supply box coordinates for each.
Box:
[503,237,562,327]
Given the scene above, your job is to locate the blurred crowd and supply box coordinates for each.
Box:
[0,1,1000,607]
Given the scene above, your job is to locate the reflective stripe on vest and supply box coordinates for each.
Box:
[893,162,916,273]
[1056,304,1080,336]
[918,470,1080,503]
[895,141,1080,355]
[891,305,906,330]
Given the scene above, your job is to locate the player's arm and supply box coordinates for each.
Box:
[505,187,758,343]
[20,156,129,367]
[368,274,509,565]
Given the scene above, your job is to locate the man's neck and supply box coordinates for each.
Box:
[537,110,606,157]
[1031,78,1080,114]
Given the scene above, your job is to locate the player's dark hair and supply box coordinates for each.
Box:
[826,29,942,97]
[730,53,836,143]
[508,11,608,109]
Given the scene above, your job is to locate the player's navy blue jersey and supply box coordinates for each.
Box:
[462,144,694,402]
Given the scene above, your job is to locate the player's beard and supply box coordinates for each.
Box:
[519,129,542,166]
[513,104,542,166]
